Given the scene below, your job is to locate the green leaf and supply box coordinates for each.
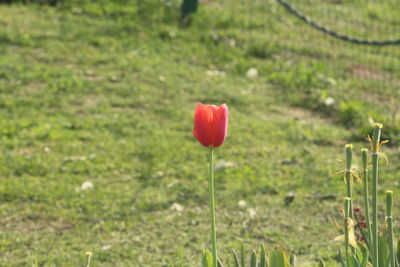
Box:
[250,250,257,267]
[358,226,370,250]
[203,250,213,267]
[260,244,267,267]
[378,233,389,267]
[241,243,246,267]
[357,243,369,267]
[318,259,325,267]
[396,239,400,266]
[290,254,296,267]
[218,258,223,267]
[338,249,346,267]
[269,248,290,267]
[231,249,240,267]
[350,252,361,267]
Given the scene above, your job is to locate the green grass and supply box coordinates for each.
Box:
[0,0,399,265]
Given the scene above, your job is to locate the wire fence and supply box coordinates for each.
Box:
[276,0,400,46]
[236,0,400,126]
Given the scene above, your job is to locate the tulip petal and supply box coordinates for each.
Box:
[193,104,213,147]
[212,104,228,148]
[193,103,228,148]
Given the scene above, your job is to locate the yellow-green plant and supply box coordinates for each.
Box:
[361,148,372,247]
[386,191,395,267]
[202,244,295,267]
[344,197,351,266]
[345,145,355,219]
[370,123,382,266]
[85,252,92,267]
[338,123,398,267]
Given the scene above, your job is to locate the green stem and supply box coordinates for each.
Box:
[345,145,353,219]
[344,197,351,267]
[208,148,218,267]
[345,173,353,218]
[371,123,382,267]
[361,149,373,249]
[85,252,92,267]
[386,191,395,267]
[371,153,379,267]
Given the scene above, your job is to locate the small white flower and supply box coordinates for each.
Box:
[248,208,257,218]
[170,203,184,212]
[246,68,258,78]
[102,245,112,251]
[324,97,336,106]
[81,181,94,191]
[238,200,247,208]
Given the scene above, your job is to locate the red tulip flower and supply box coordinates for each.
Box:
[192,103,228,266]
[193,103,228,148]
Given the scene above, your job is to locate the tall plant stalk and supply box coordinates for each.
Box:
[386,190,395,267]
[371,123,382,267]
[344,197,351,266]
[345,144,354,219]
[208,148,218,267]
[361,148,372,247]
[85,252,92,267]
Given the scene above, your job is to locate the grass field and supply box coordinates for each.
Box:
[0,0,399,265]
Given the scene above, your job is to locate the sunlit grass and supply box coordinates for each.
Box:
[0,1,398,265]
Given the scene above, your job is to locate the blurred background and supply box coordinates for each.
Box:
[0,0,399,265]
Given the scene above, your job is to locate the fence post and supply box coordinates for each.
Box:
[181,0,198,24]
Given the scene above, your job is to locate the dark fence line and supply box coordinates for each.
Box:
[276,0,400,46]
